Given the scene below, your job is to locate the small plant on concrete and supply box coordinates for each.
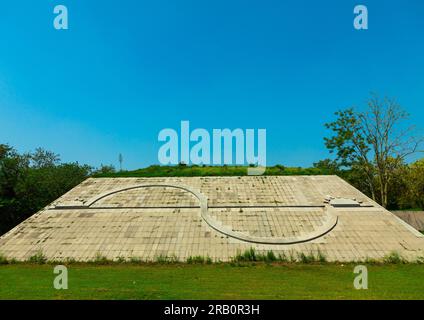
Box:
[0,253,8,265]
[278,252,288,263]
[116,256,126,264]
[233,251,243,262]
[233,249,280,262]
[364,257,380,265]
[246,248,258,261]
[92,252,109,265]
[187,256,206,264]
[383,251,405,264]
[317,250,327,263]
[265,251,277,262]
[298,252,317,264]
[154,254,179,264]
[288,250,297,263]
[64,257,77,265]
[416,256,424,264]
[168,255,180,263]
[155,255,169,264]
[186,255,213,264]
[239,248,257,261]
[28,250,47,264]
[129,256,142,264]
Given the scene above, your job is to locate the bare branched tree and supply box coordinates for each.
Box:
[359,95,423,207]
[325,94,423,208]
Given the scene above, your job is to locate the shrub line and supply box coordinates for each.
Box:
[1,249,422,266]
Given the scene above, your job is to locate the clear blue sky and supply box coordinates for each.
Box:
[0,0,423,169]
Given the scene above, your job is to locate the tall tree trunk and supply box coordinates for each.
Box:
[383,180,389,208]
[377,170,386,207]
[365,174,376,202]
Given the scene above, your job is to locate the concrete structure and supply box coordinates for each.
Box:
[1,176,423,262]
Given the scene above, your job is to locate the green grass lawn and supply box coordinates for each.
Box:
[1,263,423,300]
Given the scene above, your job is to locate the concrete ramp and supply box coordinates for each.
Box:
[1,176,423,262]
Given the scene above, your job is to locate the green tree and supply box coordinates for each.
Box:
[324,95,423,208]
[0,144,92,234]
[30,148,60,168]
[399,159,424,209]
[313,159,340,174]
[94,164,116,175]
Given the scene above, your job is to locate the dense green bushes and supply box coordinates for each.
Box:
[0,144,92,235]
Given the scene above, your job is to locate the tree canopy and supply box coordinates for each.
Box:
[323,94,423,208]
[0,144,93,234]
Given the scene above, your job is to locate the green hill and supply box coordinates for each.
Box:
[93,164,334,178]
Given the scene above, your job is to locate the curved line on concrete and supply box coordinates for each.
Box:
[81,183,337,245]
[201,206,338,245]
[85,183,207,208]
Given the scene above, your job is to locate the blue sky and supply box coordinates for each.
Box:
[0,0,423,169]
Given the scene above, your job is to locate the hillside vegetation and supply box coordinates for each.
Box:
[93,164,333,178]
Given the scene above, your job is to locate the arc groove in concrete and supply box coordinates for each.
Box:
[85,183,205,207]
[202,206,338,245]
[55,183,338,244]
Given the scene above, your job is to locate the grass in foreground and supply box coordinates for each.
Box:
[1,263,424,300]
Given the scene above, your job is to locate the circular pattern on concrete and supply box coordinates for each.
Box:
[65,183,338,245]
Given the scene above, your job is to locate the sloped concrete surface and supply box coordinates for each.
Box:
[1,176,423,262]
